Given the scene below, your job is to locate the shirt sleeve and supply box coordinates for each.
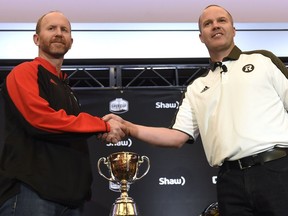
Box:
[5,62,110,134]
[172,86,199,141]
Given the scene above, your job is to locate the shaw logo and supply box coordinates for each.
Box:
[212,176,217,184]
[156,101,179,109]
[106,138,132,147]
[110,98,129,114]
[159,176,186,186]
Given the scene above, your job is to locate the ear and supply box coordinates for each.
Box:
[33,34,40,46]
[69,37,74,50]
[199,33,204,43]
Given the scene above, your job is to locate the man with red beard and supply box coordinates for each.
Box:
[0,11,126,216]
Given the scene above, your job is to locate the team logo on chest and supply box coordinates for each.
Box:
[242,64,254,73]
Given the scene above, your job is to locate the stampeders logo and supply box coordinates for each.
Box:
[155,101,179,109]
[159,176,186,186]
[109,98,129,114]
[106,138,133,147]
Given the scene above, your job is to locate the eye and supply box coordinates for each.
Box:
[61,27,69,33]
[47,26,56,31]
[203,21,211,27]
[219,17,227,23]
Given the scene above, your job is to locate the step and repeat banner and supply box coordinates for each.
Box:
[76,89,218,216]
[0,89,218,216]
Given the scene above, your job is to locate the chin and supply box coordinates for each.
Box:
[51,49,68,56]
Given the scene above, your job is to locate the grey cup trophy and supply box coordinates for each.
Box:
[98,151,150,216]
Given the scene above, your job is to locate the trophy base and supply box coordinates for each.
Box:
[109,197,140,216]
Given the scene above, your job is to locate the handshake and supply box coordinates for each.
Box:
[99,113,185,148]
[99,114,130,144]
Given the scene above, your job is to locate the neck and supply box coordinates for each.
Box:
[38,53,64,75]
[209,44,235,62]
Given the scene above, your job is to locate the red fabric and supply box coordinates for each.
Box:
[6,57,110,133]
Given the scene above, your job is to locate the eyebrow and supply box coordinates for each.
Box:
[203,16,228,24]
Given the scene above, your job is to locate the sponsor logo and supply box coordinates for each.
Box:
[109,98,129,114]
[201,85,210,93]
[106,138,133,147]
[212,176,217,184]
[155,101,179,109]
[159,176,186,186]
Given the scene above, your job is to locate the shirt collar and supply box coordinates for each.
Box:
[34,57,66,80]
[209,46,242,71]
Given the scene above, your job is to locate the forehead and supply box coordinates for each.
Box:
[41,12,71,29]
[200,6,230,23]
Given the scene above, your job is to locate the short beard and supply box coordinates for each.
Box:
[40,43,70,59]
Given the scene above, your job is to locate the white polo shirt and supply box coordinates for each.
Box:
[172,46,288,167]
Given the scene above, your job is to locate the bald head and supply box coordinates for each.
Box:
[198,5,234,32]
[35,11,71,34]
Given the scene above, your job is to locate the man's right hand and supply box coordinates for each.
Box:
[100,115,127,144]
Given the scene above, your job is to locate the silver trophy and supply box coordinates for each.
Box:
[98,151,150,216]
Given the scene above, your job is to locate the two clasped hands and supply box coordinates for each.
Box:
[99,114,129,144]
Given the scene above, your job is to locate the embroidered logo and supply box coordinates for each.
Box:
[242,64,254,73]
[50,78,57,85]
[201,86,210,93]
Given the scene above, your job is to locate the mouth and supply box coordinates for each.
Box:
[52,41,64,44]
[212,32,223,38]
[51,42,66,48]
[51,39,65,44]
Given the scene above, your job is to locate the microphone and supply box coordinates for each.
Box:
[212,62,227,73]
[221,64,227,73]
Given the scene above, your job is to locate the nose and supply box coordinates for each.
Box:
[55,27,63,36]
[211,21,220,30]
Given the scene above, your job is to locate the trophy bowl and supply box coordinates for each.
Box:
[98,152,150,216]
[109,151,139,183]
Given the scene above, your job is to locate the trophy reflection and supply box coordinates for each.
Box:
[98,152,150,216]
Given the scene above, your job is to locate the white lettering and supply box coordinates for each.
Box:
[159,176,185,186]
[106,138,132,147]
[212,176,217,184]
[155,101,179,109]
